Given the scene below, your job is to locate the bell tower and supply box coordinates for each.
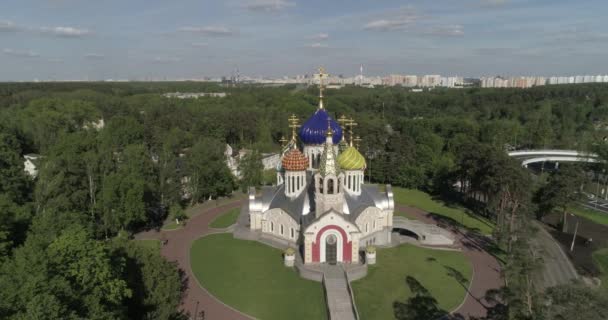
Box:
[314,123,345,217]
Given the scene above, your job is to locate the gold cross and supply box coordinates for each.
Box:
[337,115,349,141]
[345,117,358,146]
[317,67,328,109]
[279,136,288,147]
[288,114,300,141]
[353,135,362,149]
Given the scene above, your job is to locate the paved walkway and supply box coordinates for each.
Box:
[323,266,357,320]
[396,205,503,319]
[530,221,578,290]
[135,199,252,320]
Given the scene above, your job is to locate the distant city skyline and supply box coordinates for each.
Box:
[1,0,607,81]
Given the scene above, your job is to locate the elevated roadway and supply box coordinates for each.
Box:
[508,149,599,167]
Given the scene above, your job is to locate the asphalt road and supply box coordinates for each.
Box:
[530,221,579,291]
[582,197,608,214]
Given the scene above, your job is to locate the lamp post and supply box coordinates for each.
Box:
[569,213,579,252]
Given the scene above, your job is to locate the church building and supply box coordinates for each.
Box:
[248,68,395,265]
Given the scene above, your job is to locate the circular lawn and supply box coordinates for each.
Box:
[351,244,472,320]
[190,233,327,320]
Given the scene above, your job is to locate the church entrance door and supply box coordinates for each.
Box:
[326,234,337,265]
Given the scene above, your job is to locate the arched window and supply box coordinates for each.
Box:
[319,178,324,193]
[290,228,294,238]
[271,222,274,232]
[365,223,369,233]
[373,220,376,230]
[280,224,284,235]
[328,179,335,194]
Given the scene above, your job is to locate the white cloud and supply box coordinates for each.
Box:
[308,42,328,48]
[85,53,105,59]
[3,48,40,58]
[0,20,19,32]
[310,33,329,40]
[153,56,181,63]
[39,26,91,38]
[179,26,235,36]
[243,0,295,12]
[363,9,420,31]
[425,25,465,37]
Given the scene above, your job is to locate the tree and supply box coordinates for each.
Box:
[540,284,608,320]
[0,225,131,319]
[238,150,263,192]
[170,204,188,225]
[115,239,184,320]
[186,139,234,204]
[0,132,30,204]
[536,164,585,232]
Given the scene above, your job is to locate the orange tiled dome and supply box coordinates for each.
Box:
[282,148,309,171]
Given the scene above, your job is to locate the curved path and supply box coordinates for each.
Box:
[396,205,503,319]
[135,199,252,320]
[136,201,502,320]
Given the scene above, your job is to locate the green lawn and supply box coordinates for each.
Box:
[570,205,608,226]
[352,244,472,320]
[161,220,183,231]
[592,248,608,290]
[209,208,240,229]
[135,239,160,251]
[394,210,418,220]
[190,234,327,320]
[393,188,494,234]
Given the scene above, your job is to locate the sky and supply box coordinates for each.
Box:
[0,0,607,80]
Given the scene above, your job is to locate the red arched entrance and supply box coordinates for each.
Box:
[311,225,352,263]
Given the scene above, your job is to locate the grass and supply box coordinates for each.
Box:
[570,205,608,226]
[160,192,246,230]
[352,244,472,320]
[135,239,160,251]
[394,210,418,220]
[392,188,494,234]
[209,208,240,229]
[593,248,608,290]
[190,234,327,320]
[161,220,183,231]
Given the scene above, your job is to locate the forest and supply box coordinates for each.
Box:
[1,81,608,319]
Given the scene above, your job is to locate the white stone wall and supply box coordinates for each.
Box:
[261,208,300,242]
[354,207,387,236]
[285,171,306,198]
[343,170,364,195]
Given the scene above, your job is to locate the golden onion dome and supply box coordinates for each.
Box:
[337,146,366,170]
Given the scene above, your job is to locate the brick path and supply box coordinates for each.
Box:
[136,201,502,320]
[135,199,252,320]
[396,205,503,319]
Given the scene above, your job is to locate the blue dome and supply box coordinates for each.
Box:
[299,108,343,145]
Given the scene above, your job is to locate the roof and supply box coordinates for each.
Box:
[298,108,343,145]
[258,174,391,226]
[282,148,308,171]
[338,146,366,170]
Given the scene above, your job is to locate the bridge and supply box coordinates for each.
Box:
[392,216,455,246]
[508,149,600,167]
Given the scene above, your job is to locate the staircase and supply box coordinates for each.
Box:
[323,266,358,320]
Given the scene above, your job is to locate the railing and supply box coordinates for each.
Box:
[343,267,361,320]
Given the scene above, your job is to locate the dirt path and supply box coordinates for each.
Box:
[135,199,252,320]
[396,205,503,319]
